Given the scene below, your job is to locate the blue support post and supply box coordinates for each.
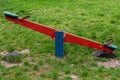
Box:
[55,31,64,58]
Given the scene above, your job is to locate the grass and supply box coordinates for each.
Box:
[0,0,120,80]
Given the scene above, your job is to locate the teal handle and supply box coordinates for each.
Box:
[4,11,18,18]
[104,42,117,50]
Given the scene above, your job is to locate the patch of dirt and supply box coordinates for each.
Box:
[0,51,7,55]
[0,61,22,67]
[96,59,120,68]
[0,49,30,56]
[70,74,78,80]
[0,49,30,67]
[19,49,30,54]
[59,74,78,80]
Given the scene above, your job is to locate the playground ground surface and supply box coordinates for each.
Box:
[0,0,120,80]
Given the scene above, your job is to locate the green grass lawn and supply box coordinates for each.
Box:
[0,0,120,80]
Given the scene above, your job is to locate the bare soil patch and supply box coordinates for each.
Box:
[0,61,22,67]
[0,49,30,67]
[96,59,120,68]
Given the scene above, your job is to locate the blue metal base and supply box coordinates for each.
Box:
[55,31,64,58]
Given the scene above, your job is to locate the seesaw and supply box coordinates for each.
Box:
[4,11,117,58]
